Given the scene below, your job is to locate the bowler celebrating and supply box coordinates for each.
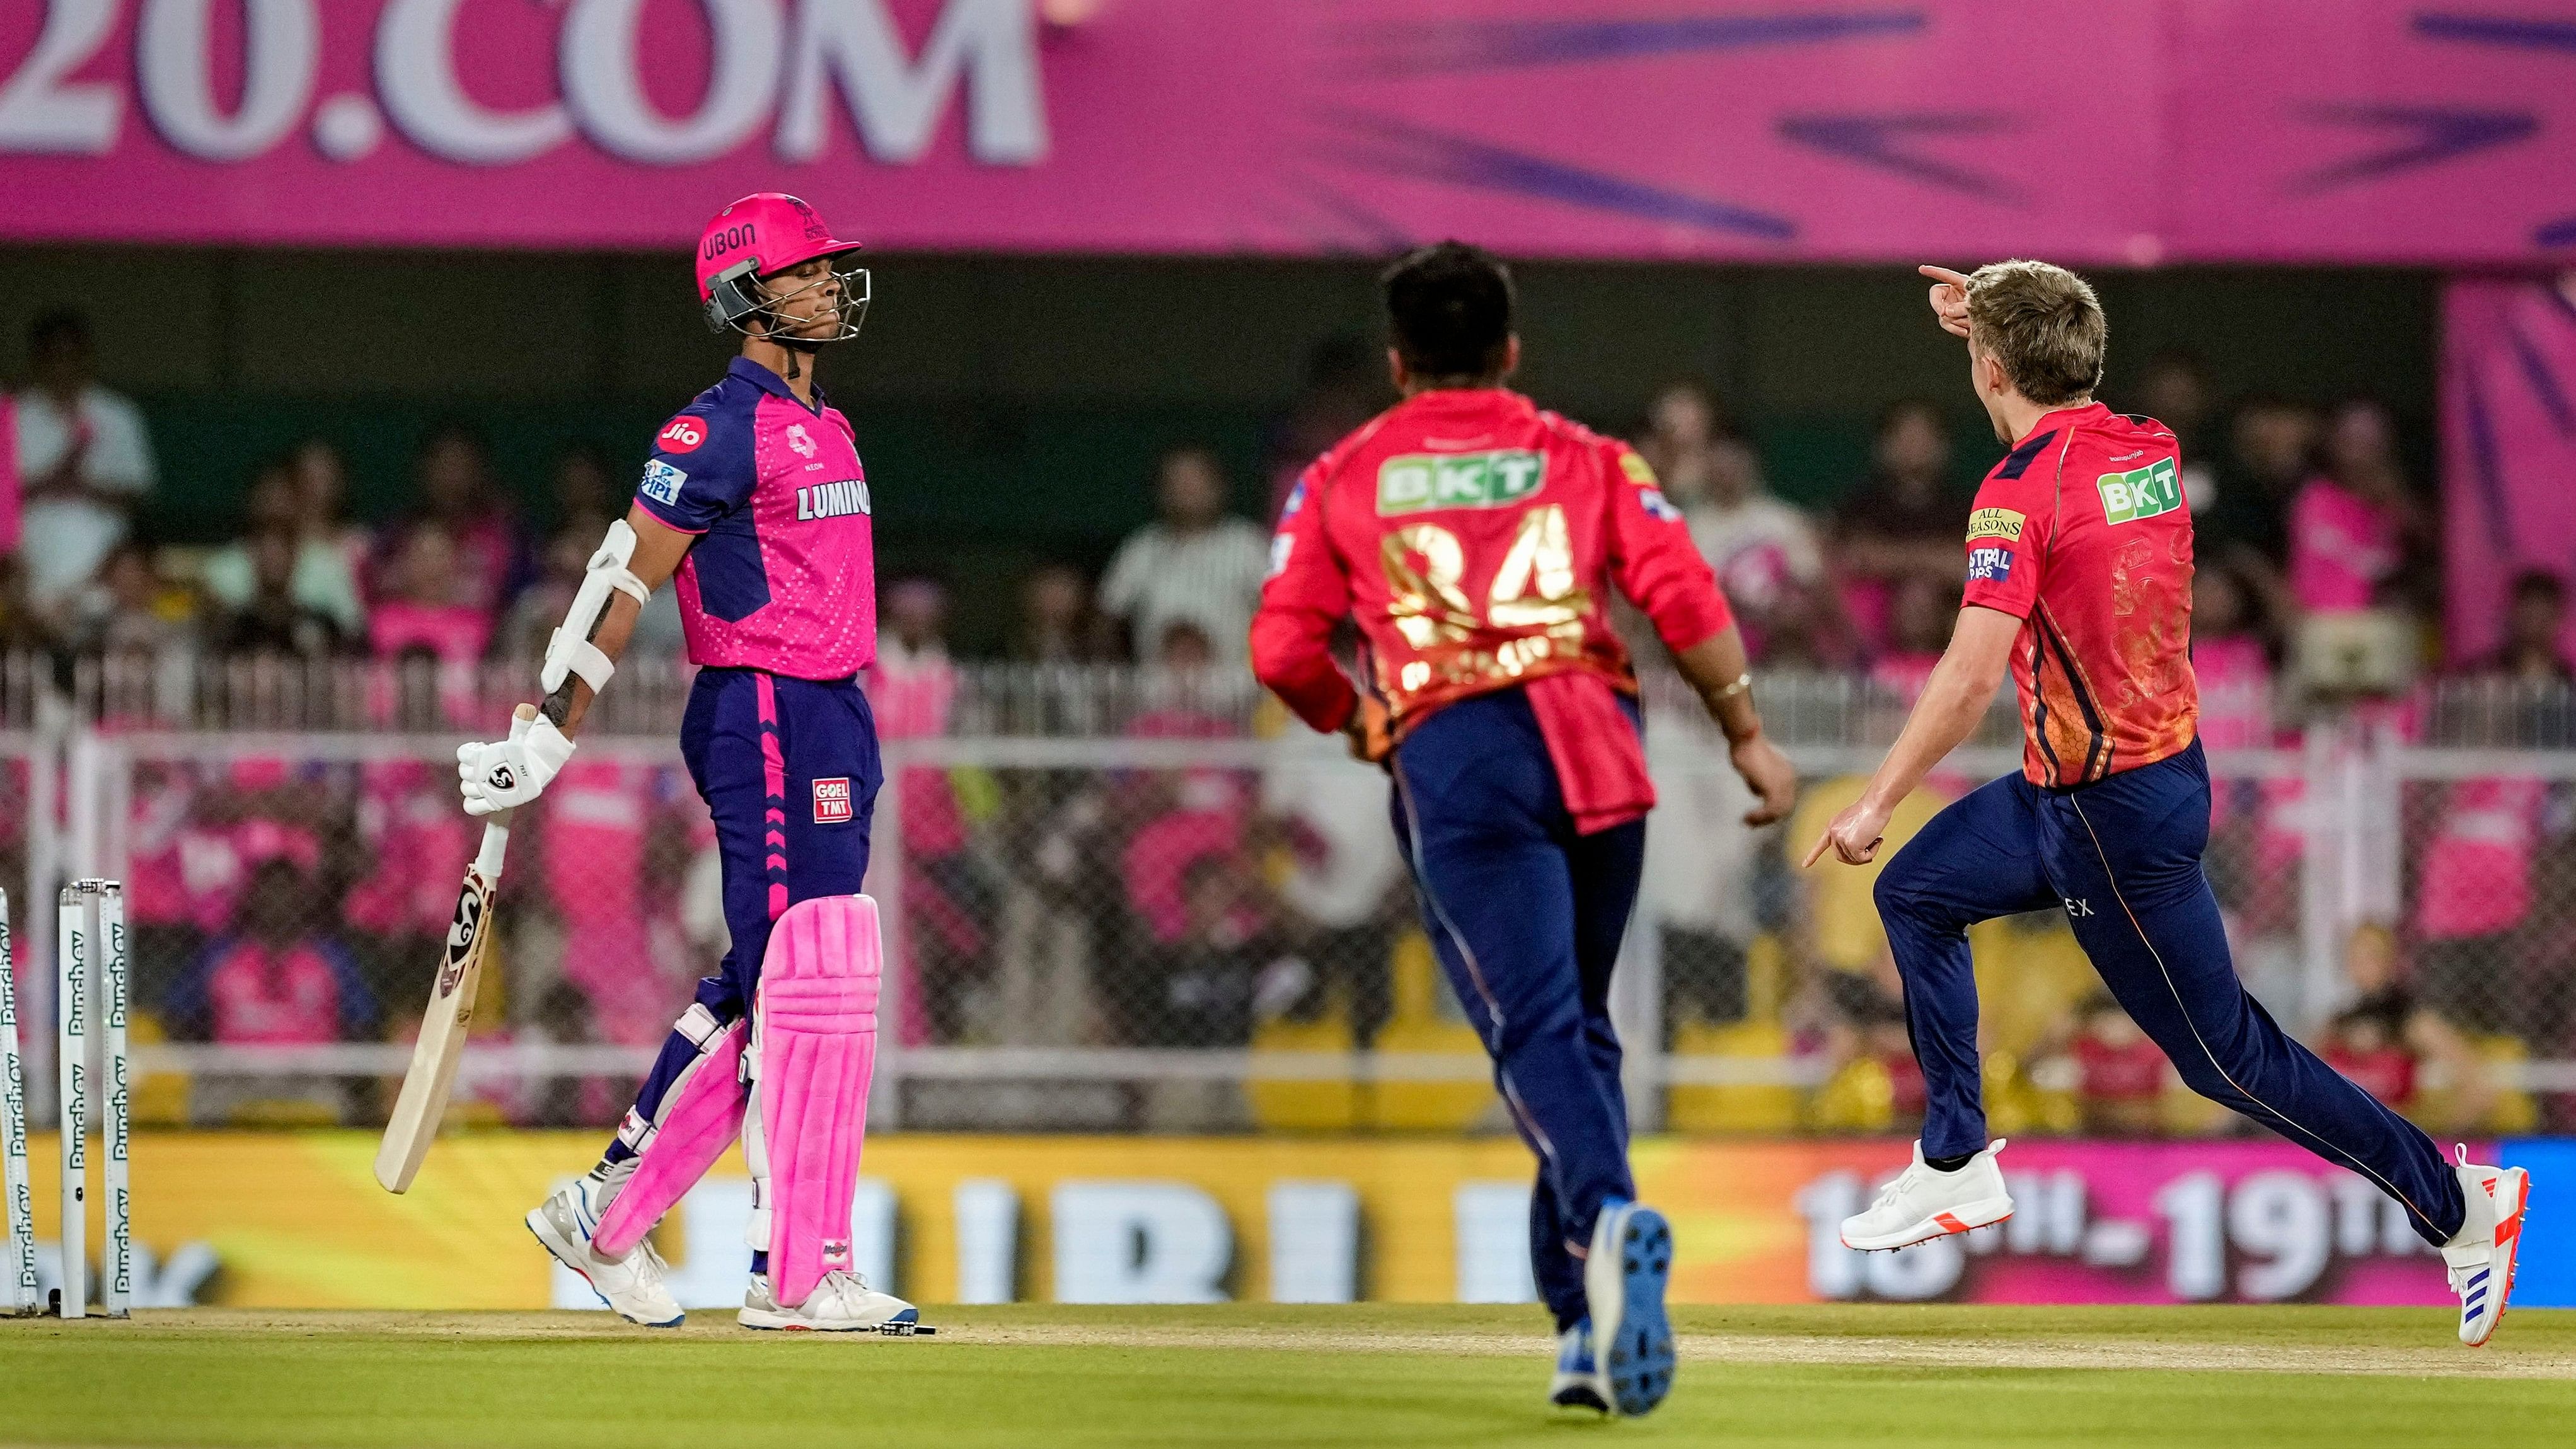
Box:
[1252,243,1799,1415]
[456,193,911,1332]
[1805,260,2529,1345]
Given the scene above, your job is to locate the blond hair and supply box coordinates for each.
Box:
[1966,259,2105,406]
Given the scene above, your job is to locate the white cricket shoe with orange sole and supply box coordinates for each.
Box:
[1840,1139,2015,1252]
[2442,1145,2531,1348]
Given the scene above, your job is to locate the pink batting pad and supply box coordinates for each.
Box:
[593,1019,748,1258]
[758,894,882,1308]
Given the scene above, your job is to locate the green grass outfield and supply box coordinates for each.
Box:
[2,1305,2572,1448]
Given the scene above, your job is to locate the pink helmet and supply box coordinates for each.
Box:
[696,193,867,338]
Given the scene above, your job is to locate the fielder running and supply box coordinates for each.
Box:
[1805,260,2531,1345]
[1251,243,1799,1415]
[457,193,911,1331]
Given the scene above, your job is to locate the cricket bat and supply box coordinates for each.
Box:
[374,706,532,1193]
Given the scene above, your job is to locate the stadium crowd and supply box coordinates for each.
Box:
[9,309,2575,1138]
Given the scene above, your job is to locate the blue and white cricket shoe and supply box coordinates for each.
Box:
[1584,1199,1675,1417]
[1547,1318,1610,1412]
[526,1170,684,1328]
[2442,1145,2532,1348]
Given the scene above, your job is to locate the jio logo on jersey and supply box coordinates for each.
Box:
[657,416,707,453]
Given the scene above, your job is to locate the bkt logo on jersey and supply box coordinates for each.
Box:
[2097,457,2181,525]
[1967,546,2014,584]
[1377,449,1546,516]
[797,479,871,521]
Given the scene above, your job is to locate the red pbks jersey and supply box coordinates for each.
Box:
[1250,388,1731,735]
[1961,402,2198,787]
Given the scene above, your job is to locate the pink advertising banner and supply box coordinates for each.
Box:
[1751,1139,2468,1307]
[2443,278,2576,666]
[2,1,2573,262]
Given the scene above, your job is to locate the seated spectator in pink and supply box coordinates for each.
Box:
[2192,562,2273,749]
[370,522,492,666]
[1684,437,1846,663]
[1122,622,1252,945]
[872,577,982,1045]
[1830,400,1965,650]
[1868,574,1957,705]
[2287,399,2427,614]
[374,424,519,616]
[165,857,376,1046]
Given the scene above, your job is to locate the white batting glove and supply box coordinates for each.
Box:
[457,710,575,817]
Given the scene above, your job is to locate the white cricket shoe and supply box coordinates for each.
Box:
[1547,1319,1610,1413]
[1585,1200,1675,1418]
[2442,1145,2531,1348]
[525,1172,684,1328]
[1840,1139,2015,1252]
[739,1270,921,1333]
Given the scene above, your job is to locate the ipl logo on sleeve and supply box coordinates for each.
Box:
[813,778,853,824]
[640,459,687,505]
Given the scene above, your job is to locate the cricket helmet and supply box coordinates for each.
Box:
[695,193,869,342]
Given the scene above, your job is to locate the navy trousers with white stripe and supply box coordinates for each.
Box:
[1875,740,2466,1245]
[1391,688,1646,1329]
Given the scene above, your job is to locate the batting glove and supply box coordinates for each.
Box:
[458,710,575,817]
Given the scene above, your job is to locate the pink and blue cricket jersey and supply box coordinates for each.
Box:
[603,356,884,1172]
[633,356,878,680]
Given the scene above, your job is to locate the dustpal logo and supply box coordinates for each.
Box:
[1377,451,1546,516]
[2096,458,2181,525]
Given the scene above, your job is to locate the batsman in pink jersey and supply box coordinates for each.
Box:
[454,193,913,1332]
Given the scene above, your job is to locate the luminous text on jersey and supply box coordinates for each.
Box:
[1377,450,1546,516]
[797,480,871,521]
[2096,458,2181,525]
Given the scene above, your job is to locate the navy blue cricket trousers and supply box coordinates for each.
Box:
[604,667,882,1165]
[1874,739,2464,1245]
[1391,688,1646,1330]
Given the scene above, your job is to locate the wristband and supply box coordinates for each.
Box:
[1709,672,1752,701]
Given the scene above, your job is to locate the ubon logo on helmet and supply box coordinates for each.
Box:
[696,193,869,341]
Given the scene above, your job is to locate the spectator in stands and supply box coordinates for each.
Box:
[291,437,372,626]
[2341,922,2509,1133]
[2192,560,2274,750]
[166,855,376,1124]
[875,576,996,1044]
[369,521,492,667]
[69,537,190,662]
[202,459,367,637]
[2137,349,2219,512]
[1010,561,1118,664]
[2069,994,2168,1136]
[2199,395,2318,625]
[2469,570,2572,682]
[1684,437,1844,664]
[1634,380,1731,508]
[381,423,518,616]
[2287,399,2428,616]
[1100,446,1268,663]
[212,524,347,660]
[1830,400,1965,650]
[2324,998,2418,1111]
[1265,337,1387,522]
[1139,852,1305,1051]
[13,309,156,612]
[167,855,375,1044]
[1869,574,1957,705]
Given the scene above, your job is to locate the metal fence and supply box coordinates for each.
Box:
[8,657,2573,1139]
